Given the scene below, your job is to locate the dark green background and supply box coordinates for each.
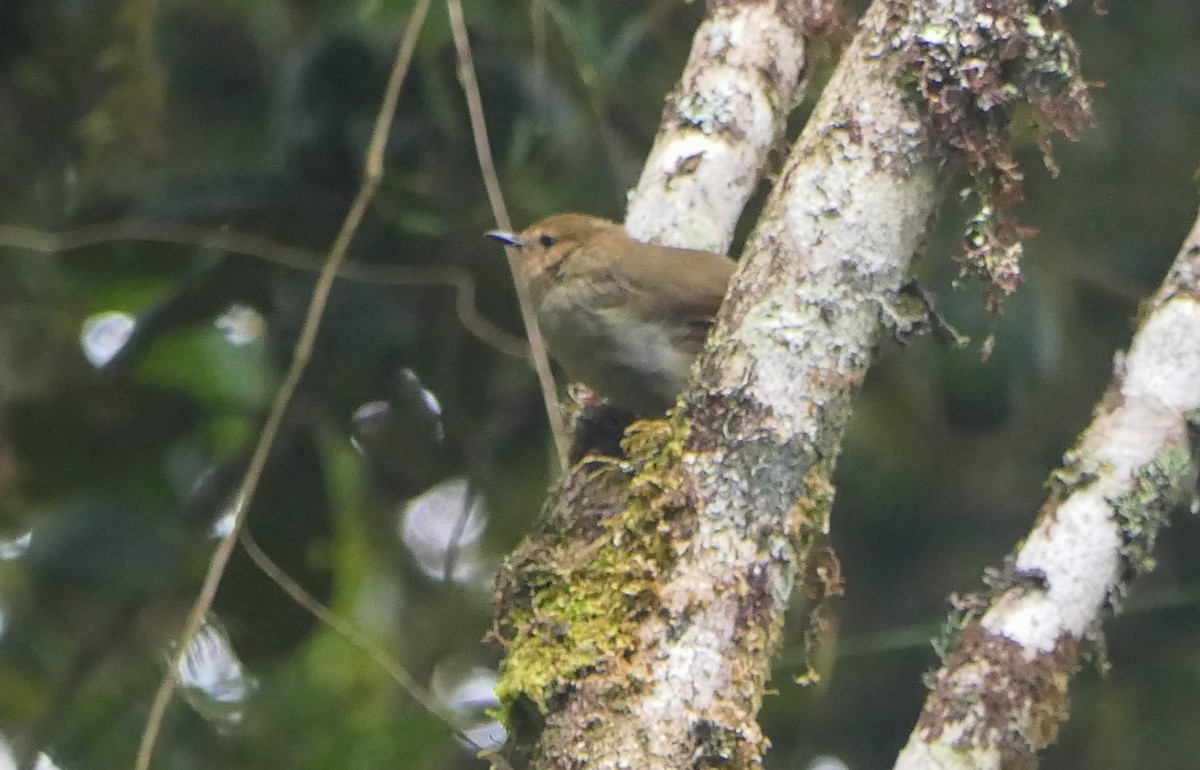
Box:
[0,0,1197,768]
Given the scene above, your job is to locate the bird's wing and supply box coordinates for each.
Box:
[609,246,736,353]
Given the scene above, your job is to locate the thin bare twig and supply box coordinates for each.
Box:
[236,530,511,764]
[445,0,569,470]
[133,1,434,766]
[0,221,529,357]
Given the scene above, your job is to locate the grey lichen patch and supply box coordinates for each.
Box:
[899,0,1093,310]
[1108,445,1195,606]
[928,554,1049,675]
[491,417,694,728]
[919,622,1078,759]
[929,599,976,673]
[674,89,742,138]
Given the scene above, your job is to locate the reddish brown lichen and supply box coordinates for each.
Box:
[918,622,1078,761]
[900,0,1094,308]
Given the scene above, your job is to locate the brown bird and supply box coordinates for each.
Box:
[487,213,736,415]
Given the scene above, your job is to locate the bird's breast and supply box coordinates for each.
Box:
[536,283,692,415]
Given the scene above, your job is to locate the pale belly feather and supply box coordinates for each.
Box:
[537,294,690,415]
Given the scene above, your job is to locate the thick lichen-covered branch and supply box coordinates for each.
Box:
[491,421,687,714]
[490,0,1097,767]
[493,0,944,765]
[894,204,1200,770]
[624,0,817,253]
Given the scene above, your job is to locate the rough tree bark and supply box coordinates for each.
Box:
[624,0,818,252]
[893,206,1200,769]
[490,0,1111,767]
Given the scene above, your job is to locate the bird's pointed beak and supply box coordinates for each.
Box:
[485,230,524,248]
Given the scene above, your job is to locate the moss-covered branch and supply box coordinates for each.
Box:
[895,202,1200,769]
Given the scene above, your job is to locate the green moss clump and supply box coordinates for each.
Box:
[1111,445,1194,591]
[494,417,693,721]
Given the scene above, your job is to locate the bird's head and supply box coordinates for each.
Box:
[486,213,621,288]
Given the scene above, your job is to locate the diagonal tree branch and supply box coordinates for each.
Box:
[492,0,944,764]
[446,0,570,467]
[491,0,1095,766]
[0,221,529,357]
[615,0,949,761]
[624,0,815,252]
[894,201,1200,770]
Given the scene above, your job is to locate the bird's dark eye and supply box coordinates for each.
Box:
[538,234,557,248]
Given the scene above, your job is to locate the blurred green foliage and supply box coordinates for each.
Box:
[0,0,1197,768]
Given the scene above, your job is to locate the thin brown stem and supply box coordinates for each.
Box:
[445,0,569,470]
[236,531,510,763]
[0,221,528,357]
[132,1,434,766]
